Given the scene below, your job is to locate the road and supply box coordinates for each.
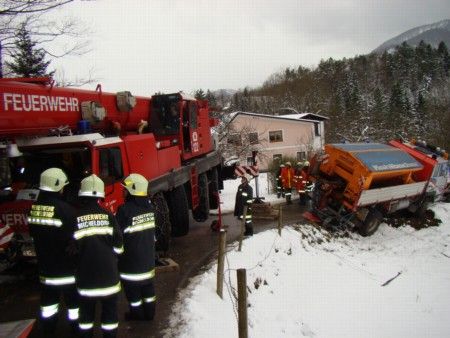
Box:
[0,201,306,337]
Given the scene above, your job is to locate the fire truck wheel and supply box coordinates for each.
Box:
[151,192,171,253]
[358,209,383,237]
[167,185,190,237]
[193,173,210,222]
[208,168,219,209]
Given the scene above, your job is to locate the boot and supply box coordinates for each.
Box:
[244,226,253,236]
[143,302,155,321]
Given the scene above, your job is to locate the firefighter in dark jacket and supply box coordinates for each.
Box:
[233,173,254,236]
[276,163,285,198]
[27,168,79,334]
[73,174,123,338]
[116,173,156,321]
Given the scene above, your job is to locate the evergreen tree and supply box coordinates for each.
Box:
[437,42,450,76]
[6,23,54,78]
[194,89,206,100]
[205,89,217,108]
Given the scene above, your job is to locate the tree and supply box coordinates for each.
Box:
[6,22,54,77]
[0,0,91,78]
[194,89,206,100]
[205,89,217,108]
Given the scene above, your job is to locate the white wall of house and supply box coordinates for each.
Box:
[228,113,325,171]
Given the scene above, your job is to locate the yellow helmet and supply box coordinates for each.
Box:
[123,173,148,196]
[79,174,105,198]
[39,168,69,192]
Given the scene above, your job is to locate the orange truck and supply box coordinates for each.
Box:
[306,140,449,236]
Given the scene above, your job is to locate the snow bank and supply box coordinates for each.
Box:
[165,203,450,338]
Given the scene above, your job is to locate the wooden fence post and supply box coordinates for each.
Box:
[216,229,227,299]
[237,269,248,338]
[278,205,283,236]
[238,206,247,252]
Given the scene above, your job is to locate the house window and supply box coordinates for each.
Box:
[248,132,258,145]
[227,133,242,146]
[273,154,282,162]
[297,151,306,161]
[314,123,320,136]
[246,157,253,165]
[269,130,283,143]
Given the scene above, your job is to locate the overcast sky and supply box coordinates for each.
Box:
[48,0,450,96]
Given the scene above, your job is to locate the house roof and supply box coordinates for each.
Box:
[228,111,328,124]
[276,108,329,121]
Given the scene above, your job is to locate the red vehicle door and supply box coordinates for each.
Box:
[93,142,129,213]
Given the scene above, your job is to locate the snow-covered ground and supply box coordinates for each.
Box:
[164,175,450,338]
[211,173,281,214]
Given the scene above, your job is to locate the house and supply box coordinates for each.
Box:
[224,110,328,171]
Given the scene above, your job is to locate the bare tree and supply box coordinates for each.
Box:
[54,66,97,87]
[0,0,91,78]
[214,112,267,165]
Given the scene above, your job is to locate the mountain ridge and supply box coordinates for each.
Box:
[373,19,450,53]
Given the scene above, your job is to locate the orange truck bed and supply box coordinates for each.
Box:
[320,143,425,210]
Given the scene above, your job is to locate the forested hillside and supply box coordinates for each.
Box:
[228,41,450,149]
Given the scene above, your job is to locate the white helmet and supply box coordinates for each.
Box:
[7,143,23,158]
[303,160,310,166]
[243,173,253,182]
[79,174,105,198]
[39,168,69,192]
[123,173,148,196]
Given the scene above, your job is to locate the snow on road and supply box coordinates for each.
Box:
[164,202,450,338]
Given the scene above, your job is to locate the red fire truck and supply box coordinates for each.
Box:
[0,77,231,258]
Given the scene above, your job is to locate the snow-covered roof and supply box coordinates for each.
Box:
[229,111,325,124]
[276,108,329,121]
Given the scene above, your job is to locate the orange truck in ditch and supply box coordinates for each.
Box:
[306,140,449,236]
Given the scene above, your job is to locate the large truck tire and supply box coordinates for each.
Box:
[192,173,210,222]
[151,192,171,253]
[208,167,219,209]
[166,185,190,237]
[358,209,383,237]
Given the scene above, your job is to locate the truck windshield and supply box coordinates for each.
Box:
[12,147,91,203]
[150,95,180,136]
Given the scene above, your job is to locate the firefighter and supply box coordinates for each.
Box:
[73,174,123,338]
[302,160,312,204]
[27,168,79,334]
[233,173,254,236]
[281,161,295,204]
[275,163,285,198]
[295,161,310,205]
[116,174,156,321]
[165,102,180,132]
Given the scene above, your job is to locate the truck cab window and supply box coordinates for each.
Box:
[99,148,123,184]
[150,96,180,136]
[189,101,197,129]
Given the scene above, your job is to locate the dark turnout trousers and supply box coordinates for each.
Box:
[78,294,119,338]
[123,279,156,320]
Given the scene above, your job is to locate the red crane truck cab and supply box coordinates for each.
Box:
[0,77,229,258]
